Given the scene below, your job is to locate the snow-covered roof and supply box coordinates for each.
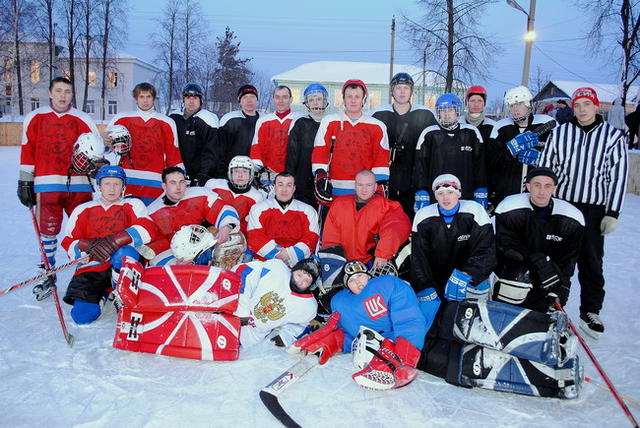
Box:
[272,61,462,88]
[552,80,639,104]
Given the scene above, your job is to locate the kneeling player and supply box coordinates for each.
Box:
[61,166,155,324]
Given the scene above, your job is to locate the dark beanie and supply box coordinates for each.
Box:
[525,167,558,185]
[237,85,258,102]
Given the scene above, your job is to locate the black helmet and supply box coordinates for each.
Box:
[290,257,321,293]
[182,82,203,99]
[391,72,414,88]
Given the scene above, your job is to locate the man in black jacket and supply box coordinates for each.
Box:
[219,85,260,176]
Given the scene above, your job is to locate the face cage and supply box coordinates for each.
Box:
[71,152,97,174]
[434,181,461,193]
[304,93,329,112]
[173,227,212,261]
[112,135,132,156]
[508,102,531,123]
[368,261,398,278]
[436,106,461,130]
[229,167,253,190]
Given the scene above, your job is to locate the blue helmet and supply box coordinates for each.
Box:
[390,72,414,88]
[96,165,126,185]
[435,93,462,130]
[303,83,329,113]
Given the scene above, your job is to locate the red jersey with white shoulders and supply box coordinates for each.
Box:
[61,198,155,274]
[109,109,184,200]
[311,112,389,195]
[247,198,319,266]
[20,105,100,193]
[204,178,264,235]
[249,111,301,172]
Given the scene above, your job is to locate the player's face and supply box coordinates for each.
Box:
[273,88,292,113]
[435,189,460,210]
[467,95,485,114]
[136,90,155,111]
[274,175,296,202]
[240,94,258,115]
[526,176,556,207]
[343,87,365,116]
[347,273,369,295]
[573,98,598,126]
[509,102,529,122]
[48,82,73,111]
[438,107,458,123]
[392,83,412,104]
[183,95,201,112]
[162,172,187,202]
[306,94,325,112]
[99,177,124,204]
[292,270,313,291]
[231,167,252,187]
[354,173,376,203]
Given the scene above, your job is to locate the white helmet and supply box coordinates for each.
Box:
[227,155,254,191]
[170,224,217,262]
[72,133,104,174]
[106,124,132,156]
[504,86,533,123]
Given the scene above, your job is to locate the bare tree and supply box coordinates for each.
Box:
[98,0,126,120]
[34,0,56,81]
[60,0,82,107]
[403,0,500,92]
[182,0,207,84]
[584,0,640,105]
[251,69,274,112]
[78,0,100,112]
[152,0,182,113]
[9,0,37,115]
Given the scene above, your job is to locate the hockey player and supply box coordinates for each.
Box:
[493,168,585,313]
[250,86,301,174]
[205,156,264,236]
[107,82,184,205]
[311,79,389,201]
[286,83,329,207]
[486,86,555,208]
[322,170,411,268]
[145,167,240,266]
[247,172,319,267]
[459,86,496,146]
[219,85,260,173]
[18,76,101,300]
[61,165,156,324]
[371,72,437,217]
[413,93,487,211]
[539,87,628,338]
[169,83,221,185]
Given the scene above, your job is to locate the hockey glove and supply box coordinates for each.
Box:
[517,148,540,166]
[376,180,389,198]
[414,190,430,213]
[89,231,133,263]
[17,180,36,208]
[288,312,343,364]
[466,279,491,300]
[600,215,618,235]
[189,174,209,187]
[445,269,473,301]
[530,253,562,305]
[352,337,420,391]
[506,132,539,155]
[314,169,333,205]
[473,187,488,209]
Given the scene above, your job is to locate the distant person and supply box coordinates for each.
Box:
[555,99,574,124]
[606,97,627,132]
[219,85,260,173]
[625,103,640,149]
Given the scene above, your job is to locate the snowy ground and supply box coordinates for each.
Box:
[0,145,638,427]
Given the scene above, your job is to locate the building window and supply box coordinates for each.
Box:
[369,91,381,109]
[108,100,117,115]
[84,99,95,114]
[290,87,301,105]
[4,59,13,83]
[30,97,40,111]
[108,72,118,87]
[424,93,437,109]
[333,89,343,107]
[88,71,96,86]
[30,60,41,83]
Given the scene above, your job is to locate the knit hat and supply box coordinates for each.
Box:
[432,173,462,197]
[525,167,558,185]
[571,87,599,107]
[237,85,258,102]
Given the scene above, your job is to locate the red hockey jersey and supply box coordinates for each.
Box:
[249,111,301,172]
[205,178,264,235]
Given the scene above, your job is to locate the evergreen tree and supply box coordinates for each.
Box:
[211,26,252,102]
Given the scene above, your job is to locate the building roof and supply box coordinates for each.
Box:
[536,80,640,104]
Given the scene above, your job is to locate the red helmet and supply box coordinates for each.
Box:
[465,85,487,102]
[342,79,368,97]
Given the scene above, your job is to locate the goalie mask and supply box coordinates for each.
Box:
[211,231,247,270]
[227,155,254,193]
[106,125,132,156]
[290,257,321,294]
[351,326,385,370]
[170,224,216,263]
[368,261,398,278]
[72,133,104,174]
[435,93,462,130]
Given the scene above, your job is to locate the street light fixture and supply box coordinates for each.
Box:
[506,0,537,87]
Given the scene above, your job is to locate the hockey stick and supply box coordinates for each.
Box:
[259,354,320,427]
[317,135,337,230]
[585,377,640,409]
[29,207,75,346]
[554,301,638,427]
[0,256,89,297]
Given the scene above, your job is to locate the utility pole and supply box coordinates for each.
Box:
[389,16,395,103]
[422,48,427,105]
[521,0,537,86]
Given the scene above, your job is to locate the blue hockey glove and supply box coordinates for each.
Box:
[506,132,539,155]
[445,269,473,301]
[414,190,430,213]
[517,148,540,166]
[473,187,488,209]
[466,279,491,300]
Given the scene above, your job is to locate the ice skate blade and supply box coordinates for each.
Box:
[579,320,603,340]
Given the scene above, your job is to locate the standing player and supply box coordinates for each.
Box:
[170,83,220,185]
[219,85,260,173]
[486,86,555,208]
[286,83,329,207]
[371,72,437,217]
[539,87,628,338]
[459,86,496,146]
[413,93,487,210]
[108,82,184,205]
[18,76,101,300]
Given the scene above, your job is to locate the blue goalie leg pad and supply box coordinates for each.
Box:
[71,300,101,325]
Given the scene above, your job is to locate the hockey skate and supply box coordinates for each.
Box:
[32,264,56,301]
[556,355,584,399]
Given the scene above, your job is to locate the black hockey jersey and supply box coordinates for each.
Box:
[170,109,220,181]
[286,115,320,208]
[219,110,260,175]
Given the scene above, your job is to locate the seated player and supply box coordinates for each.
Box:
[61,165,155,324]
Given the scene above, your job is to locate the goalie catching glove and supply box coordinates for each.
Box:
[288,312,343,364]
[314,169,333,205]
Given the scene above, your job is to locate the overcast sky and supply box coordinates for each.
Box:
[124,0,619,104]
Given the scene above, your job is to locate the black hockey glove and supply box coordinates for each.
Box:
[314,170,333,205]
[17,180,36,208]
[376,180,389,198]
[190,174,209,187]
[530,253,562,297]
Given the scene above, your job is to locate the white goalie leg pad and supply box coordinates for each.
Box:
[495,278,532,305]
[351,326,385,370]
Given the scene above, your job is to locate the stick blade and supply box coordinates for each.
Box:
[259,390,301,428]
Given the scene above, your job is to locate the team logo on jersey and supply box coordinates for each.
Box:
[186,130,196,136]
[460,146,473,152]
[546,234,563,242]
[254,291,286,323]
[363,294,388,320]
[457,234,471,242]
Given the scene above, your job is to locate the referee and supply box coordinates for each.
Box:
[539,87,628,339]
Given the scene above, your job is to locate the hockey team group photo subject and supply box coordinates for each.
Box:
[1,4,639,427]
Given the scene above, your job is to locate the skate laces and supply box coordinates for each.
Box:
[585,312,602,325]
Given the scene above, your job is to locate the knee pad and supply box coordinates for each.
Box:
[111,245,140,271]
[71,300,101,325]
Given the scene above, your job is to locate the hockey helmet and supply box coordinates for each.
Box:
[504,86,533,123]
[351,326,385,370]
[182,82,204,99]
[96,165,126,185]
[390,72,414,89]
[342,79,368,98]
[291,256,322,292]
[435,93,462,130]
[72,133,104,174]
[303,83,329,111]
[227,155,254,191]
[342,260,371,288]
[465,85,488,103]
[105,124,132,156]
[170,224,217,262]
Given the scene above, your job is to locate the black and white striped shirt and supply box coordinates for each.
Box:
[539,116,628,215]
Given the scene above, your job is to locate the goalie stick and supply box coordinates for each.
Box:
[259,354,319,427]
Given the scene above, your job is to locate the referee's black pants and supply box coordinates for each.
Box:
[573,203,606,315]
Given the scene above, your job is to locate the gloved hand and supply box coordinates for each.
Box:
[414,190,430,213]
[376,180,389,198]
[314,169,333,205]
[530,252,562,306]
[288,312,343,364]
[77,239,94,253]
[352,337,421,390]
[190,174,209,187]
[444,269,473,301]
[473,187,488,209]
[17,180,36,208]
[506,132,539,155]
[466,279,491,300]
[88,231,133,263]
[600,215,618,235]
[517,148,540,166]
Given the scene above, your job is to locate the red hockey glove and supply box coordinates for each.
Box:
[89,231,133,262]
[288,312,343,364]
[77,239,93,253]
[352,337,421,390]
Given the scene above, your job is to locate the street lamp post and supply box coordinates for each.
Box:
[507,0,537,87]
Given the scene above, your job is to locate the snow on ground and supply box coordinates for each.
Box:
[0,145,638,427]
